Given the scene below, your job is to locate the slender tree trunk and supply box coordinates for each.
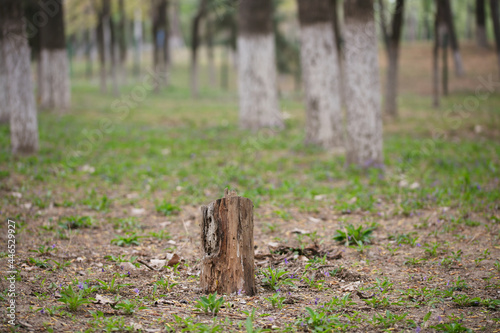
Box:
[0,33,8,123]
[330,0,342,55]
[433,2,441,108]
[476,0,489,47]
[85,28,93,79]
[38,0,71,112]
[441,26,449,96]
[343,0,383,167]
[491,0,500,78]
[238,0,283,130]
[443,0,464,76]
[153,0,169,93]
[221,46,229,90]
[297,0,343,149]
[118,0,127,83]
[379,0,405,117]
[467,2,473,39]
[170,0,184,48]
[0,0,39,154]
[191,0,207,98]
[206,15,217,87]
[110,15,119,96]
[97,0,110,93]
[133,8,142,77]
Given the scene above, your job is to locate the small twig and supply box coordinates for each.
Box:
[137,259,157,271]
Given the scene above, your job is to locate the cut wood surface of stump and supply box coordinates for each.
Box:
[200,189,256,296]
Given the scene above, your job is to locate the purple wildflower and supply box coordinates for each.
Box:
[134,288,139,294]
[78,282,84,290]
[40,308,45,314]
[51,244,56,249]
[284,258,289,265]
[437,316,442,322]
[416,243,421,247]
[416,327,421,333]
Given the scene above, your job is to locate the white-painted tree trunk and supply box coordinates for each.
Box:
[237,34,283,130]
[39,49,71,112]
[343,19,383,166]
[300,22,343,149]
[4,35,39,154]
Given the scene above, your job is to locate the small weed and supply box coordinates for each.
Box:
[264,293,285,309]
[27,257,52,269]
[59,216,93,229]
[96,275,132,293]
[148,230,172,240]
[156,201,180,216]
[261,266,296,291]
[114,299,147,315]
[372,310,408,328]
[154,276,178,293]
[195,292,224,315]
[111,233,141,246]
[333,224,375,245]
[29,244,57,255]
[59,283,93,312]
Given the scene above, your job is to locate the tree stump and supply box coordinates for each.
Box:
[200,189,256,296]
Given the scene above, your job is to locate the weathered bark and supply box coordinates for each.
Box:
[153,0,169,93]
[442,0,464,76]
[191,0,207,98]
[200,190,256,296]
[379,0,405,117]
[491,0,500,78]
[343,0,383,167]
[297,0,343,149]
[238,0,283,130]
[0,0,39,154]
[38,0,70,112]
[476,0,488,48]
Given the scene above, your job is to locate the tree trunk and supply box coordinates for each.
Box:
[443,0,464,76]
[330,0,342,55]
[97,0,110,93]
[491,0,500,78]
[133,8,142,77]
[169,0,184,48]
[0,35,8,123]
[379,0,405,117]
[343,0,383,167]
[38,0,70,112]
[441,26,449,96]
[118,0,127,83]
[476,0,488,48]
[221,46,229,90]
[85,28,93,79]
[206,15,217,87]
[200,190,256,296]
[238,0,283,131]
[110,15,119,97]
[433,1,441,108]
[153,0,169,93]
[0,0,39,154]
[297,0,343,149]
[191,0,207,98]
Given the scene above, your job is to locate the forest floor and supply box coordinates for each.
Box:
[0,42,499,332]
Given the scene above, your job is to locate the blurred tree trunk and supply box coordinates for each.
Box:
[0,0,39,154]
[476,0,488,47]
[96,0,111,93]
[238,0,283,130]
[330,0,342,54]
[379,0,405,118]
[491,0,500,78]
[118,0,127,83]
[153,0,169,93]
[133,7,142,77]
[438,1,449,96]
[191,0,207,98]
[443,0,464,76]
[433,0,447,107]
[343,0,383,167]
[38,0,71,112]
[110,13,119,96]
[170,0,184,49]
[297,0,343,148]
[85,28,94,79]
[206,15,217,87]
[422,0,432,40]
